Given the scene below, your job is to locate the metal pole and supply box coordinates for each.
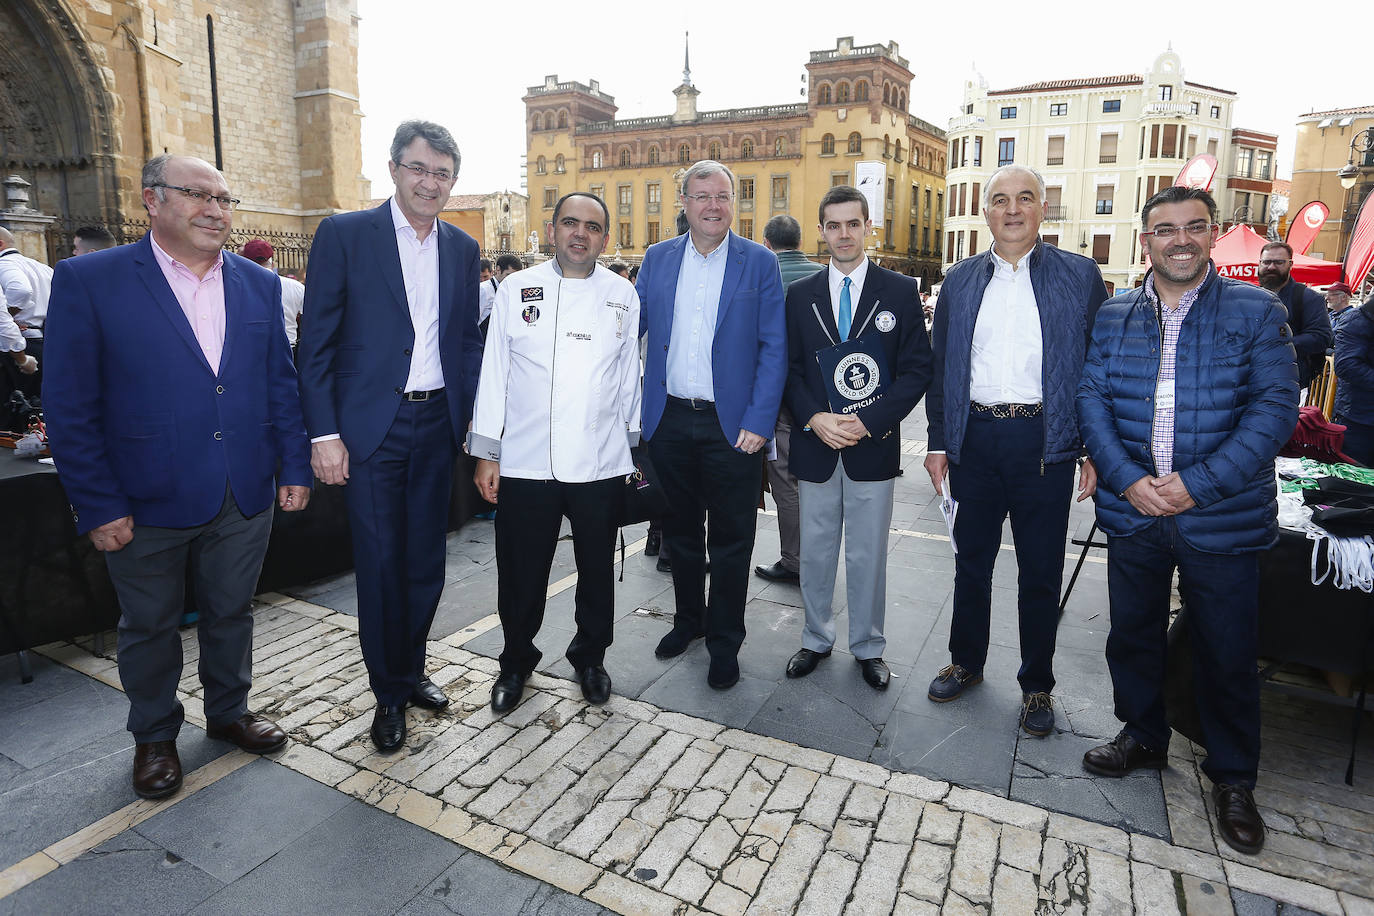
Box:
[206,15,224,170]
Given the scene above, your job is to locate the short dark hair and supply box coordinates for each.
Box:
[552,191,610,228]
[390,120,461,172]
[479,258,492,271]
[628,264,639,282]
[818,185,869,225]
[1140,185,1217,229]
[763,215,802,250]
[608,261,630,277]
[1261,240,1294,260]
[675,210,689,235]
[74,226,116,248]
[495,254,523,272]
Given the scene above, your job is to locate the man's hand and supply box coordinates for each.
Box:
[311,439,349,485]
[1124,476,1175,517]
[734,430,766,454]
[923,452,949,496]
[1076,458,1098,502]
[475,459,500,503]
[11,353,36,374]
[89,516,134,552]
[278,485,311,512]
[1151,472,1195,513]
[808,413,863,450]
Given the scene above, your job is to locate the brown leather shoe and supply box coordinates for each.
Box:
[132,741,182,800]
[206,712,287,754]
[1212,784,1266,854]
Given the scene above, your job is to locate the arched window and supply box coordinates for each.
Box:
[836,82,850,104]
[533,113,544,131]
[591,150,603,168]
[818,84,832,105]
[883,84,891,105]
[708,140,721,161]
[678,143,691,164]
[618,148,631,168]
[847,132,862,154]
[775,137,785,157]
[894,140,902,163]
[898,91,906,110]
[557,110,568,129]
[821,133,835,155]
[535,156,546,175]
[883,134,890,157]
[554,154,565,173]
[647,145,660,165]
[740,138,754,159]
[855,80,869,102]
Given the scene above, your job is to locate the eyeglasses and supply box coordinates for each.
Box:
[1259,258,1291,267]
[395,162,456,183]
[155,185,241,211]
[1140,221,1215,240]
[683,193,734,204]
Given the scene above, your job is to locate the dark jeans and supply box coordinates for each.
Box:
[948,412,1074,694]
[649,398,763,661]
[494,475,621,675]
[346,393,455,707]
[1106,517,1260,787]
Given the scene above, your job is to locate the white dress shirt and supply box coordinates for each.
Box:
[390,197,444,392]
[478,277,497,323]
[666,233,729,400]
[827,256,870,331]
[280,275,305,346]
[968,246,1042,405]
[0,248,52,338]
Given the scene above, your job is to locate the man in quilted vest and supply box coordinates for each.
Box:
[1077,185,1299,855]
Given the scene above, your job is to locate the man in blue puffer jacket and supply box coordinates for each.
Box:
[1333,296,1374,465]
[923,165,1108,738]
[1077,186,1299,856]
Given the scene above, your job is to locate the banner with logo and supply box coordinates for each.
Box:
[1285,201,1329,256]
[816,335,889,415]
[1174,154,1218,191]
[854,160,886,226]
[1344,190,1374,290]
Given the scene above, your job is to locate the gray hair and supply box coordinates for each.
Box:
[680,159,735,196]
[141,154,225,207]
[982,164,1046,210]
[390,120,461,172]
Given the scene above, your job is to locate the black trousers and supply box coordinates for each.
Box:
[649,398,763,661]
[495,475,621,676]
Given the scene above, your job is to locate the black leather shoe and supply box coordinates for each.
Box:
[578,666,612,705]
[786,647,831,679]
[206,712,288,753]
[1082,731,1168,777]
[708,655,740,690]
[656,556,672,573]
[410,677,450,710]
[754,561,800,583]
[490,671,527,714]
[132,741,182,800]
[1020,692,1055,737]
[927,664,982,702]
[645,529,662,557]
[858,657,891,691]
[655,626,705,659]
[1212,784,1266,854]
[370,705,406,754]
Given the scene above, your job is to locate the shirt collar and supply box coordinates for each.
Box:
[1143,271,1206,311]
[828,256,869,290]
[148,232,223,280]
[990,245,1032,273]
[686,231,730,262]
[389,196,438,242]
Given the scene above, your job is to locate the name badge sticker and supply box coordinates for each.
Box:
[1155,377,1176,412]
[520,287,544,302]
[875,310,897,333]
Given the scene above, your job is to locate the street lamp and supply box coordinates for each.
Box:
[1338,127,1374,258]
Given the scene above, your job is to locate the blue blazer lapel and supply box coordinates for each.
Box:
[218,255,245,376]
[715,233,746,330]
[659,234,689,333]
[802,268,840,343]
[850,264,885,338]
[437,221,457,341]
[372,202,410,319]
[132,236,214,374]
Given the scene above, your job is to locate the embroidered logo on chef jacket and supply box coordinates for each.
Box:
[606,300,628,338]
[875,310,896,333]
[566,331,592,341]
[521,287,544,302]
[521,304,540,325]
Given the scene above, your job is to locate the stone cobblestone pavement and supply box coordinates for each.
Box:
[16,587,1373,916]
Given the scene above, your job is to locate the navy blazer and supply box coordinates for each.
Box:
[636,231,787,443]
[44,236,312,535]
[784,264,932,482]
[296,201,483,461]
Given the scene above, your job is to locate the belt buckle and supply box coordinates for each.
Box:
[404,389,431,402]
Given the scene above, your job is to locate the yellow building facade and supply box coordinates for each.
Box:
[1290,106,1374,263]
[522,37,947,285]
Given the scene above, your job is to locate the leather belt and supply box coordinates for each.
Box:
[402,387,444,402]
[667,395,715,410]
[970,401,1042,418]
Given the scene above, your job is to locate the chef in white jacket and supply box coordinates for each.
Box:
[470,191,641,714]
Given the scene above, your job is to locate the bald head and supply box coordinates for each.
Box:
[0,227,14,251]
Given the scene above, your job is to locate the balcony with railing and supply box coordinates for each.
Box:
[947,113,986,133]
[1044,206,1068,221]
[1140,101,1192,118]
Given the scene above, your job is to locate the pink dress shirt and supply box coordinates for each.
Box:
[149,233,226,375]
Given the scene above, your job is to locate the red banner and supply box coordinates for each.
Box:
[1285,200,1329,255]
[1346,190,1374,290]
[1175,154,1218,191]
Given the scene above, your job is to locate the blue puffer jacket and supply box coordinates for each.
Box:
[927,242,1109,465]
[1077,267,1299,554]
[1334,304,1374,426]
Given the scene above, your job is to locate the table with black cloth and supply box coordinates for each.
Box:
[0,451,483,680]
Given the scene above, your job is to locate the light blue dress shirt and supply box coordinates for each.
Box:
[666,232,730,400]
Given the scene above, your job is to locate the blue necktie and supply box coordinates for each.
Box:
[838,276,852,340]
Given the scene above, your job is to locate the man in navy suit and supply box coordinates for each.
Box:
[297,121,483,752]
[44,154,313,799]
[782,186,933,690]
[636,160,787,689]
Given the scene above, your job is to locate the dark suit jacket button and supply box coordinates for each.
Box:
[394,387,402,394]
[216,385,225,394]
[404,348,411,356]
[214,431,223,440]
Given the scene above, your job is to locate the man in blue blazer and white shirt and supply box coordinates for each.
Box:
[637,160,787,689]
[783,186,933,690]
[297,121,484,752]
[44,154,313,799]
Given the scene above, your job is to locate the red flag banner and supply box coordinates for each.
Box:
[1345,190,1374,290]
[1175,154,1218,191]
[1285,200,1329,256]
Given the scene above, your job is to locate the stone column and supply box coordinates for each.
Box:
[293,0,366,227]
[0,177,57,264]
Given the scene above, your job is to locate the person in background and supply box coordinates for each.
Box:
[241,239,305,350]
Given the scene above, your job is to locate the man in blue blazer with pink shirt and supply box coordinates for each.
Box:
[44,154,313,800]
[637,159,787,689]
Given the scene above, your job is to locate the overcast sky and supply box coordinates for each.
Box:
[356,0,1362,200]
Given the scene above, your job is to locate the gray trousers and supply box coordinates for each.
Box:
[105,486,273,743]
[798,463,894,659]
[764,407,801,574]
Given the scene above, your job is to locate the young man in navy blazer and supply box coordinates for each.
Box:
[636,160,787,689]
[297,121,484,752]
[782,185,932,690]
